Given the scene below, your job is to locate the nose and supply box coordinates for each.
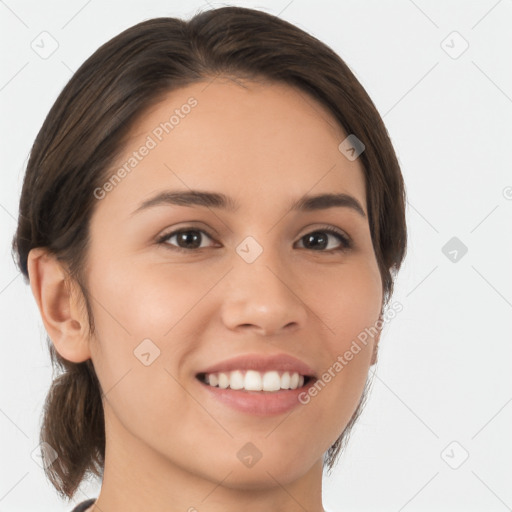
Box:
[220,254,308,337]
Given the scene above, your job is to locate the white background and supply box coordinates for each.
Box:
[1,1,511,511]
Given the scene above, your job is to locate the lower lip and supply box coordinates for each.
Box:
[196,378,315,416]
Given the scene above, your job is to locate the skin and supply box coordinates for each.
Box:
[28,78,383,512]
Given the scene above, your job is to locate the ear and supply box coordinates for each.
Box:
[370,313,384,366]
[27,247,92,363]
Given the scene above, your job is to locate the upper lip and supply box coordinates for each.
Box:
[196,353,317,378]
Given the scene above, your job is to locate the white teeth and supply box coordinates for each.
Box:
[203,370,307,391]
[230,370,244,390]
[262,371,281,391]
[218,373,229,389]
[244,370,262,391]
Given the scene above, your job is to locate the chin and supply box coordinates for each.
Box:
[203,451,318,491]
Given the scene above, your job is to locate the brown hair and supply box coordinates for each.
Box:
[11,6,407,501]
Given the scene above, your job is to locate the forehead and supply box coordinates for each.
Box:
[97,78,367,219]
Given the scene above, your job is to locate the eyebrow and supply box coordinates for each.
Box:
[130,190,366,218]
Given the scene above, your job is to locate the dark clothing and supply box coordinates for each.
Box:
[70,498,96,512]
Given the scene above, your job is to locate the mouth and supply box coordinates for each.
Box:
[193,352,318,415]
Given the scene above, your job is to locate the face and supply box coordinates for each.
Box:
[83,78,383,488]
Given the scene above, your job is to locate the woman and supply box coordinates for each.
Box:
[12,6,407,512]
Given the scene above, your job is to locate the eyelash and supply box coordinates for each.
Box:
[156,225,352,254]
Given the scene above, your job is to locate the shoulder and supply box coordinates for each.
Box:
[69,498,96,512]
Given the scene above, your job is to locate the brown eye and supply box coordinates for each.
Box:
[296,227,352,252]
[157,228,216,252]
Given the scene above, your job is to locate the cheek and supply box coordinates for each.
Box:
[91,258,214,338]
[86,262,204,439]
[306,259,381,413]
[87,260,217,394]
[311,258,382,343]
[290,258,381,428]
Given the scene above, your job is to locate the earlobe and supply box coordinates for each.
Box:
[27,247,91,363]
